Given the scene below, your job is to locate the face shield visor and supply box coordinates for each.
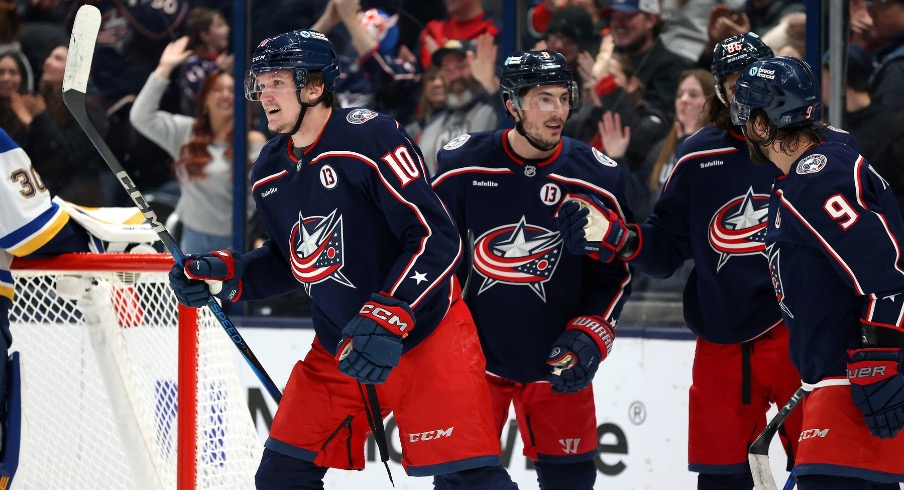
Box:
[729,98,752,126]
[244,69,300,101]
[509,82,579,112]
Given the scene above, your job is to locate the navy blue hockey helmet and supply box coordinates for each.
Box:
[712,33,774,104]
[731,56,821,129]
[244,29,341,101]
[500,50,578,111]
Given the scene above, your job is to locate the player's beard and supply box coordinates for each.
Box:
[521,116,564,150]
[741,125,773,165]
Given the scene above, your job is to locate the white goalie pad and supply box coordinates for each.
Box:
[54,197,160,253]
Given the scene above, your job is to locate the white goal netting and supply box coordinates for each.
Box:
[8,254,261,489]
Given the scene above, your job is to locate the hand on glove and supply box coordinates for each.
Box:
[168,250,245,307]
[336,293,414,384]
[848,347,904,438]
[547,316,615,394]
[555,194,629,263]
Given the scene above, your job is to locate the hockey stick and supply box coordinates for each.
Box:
[749,386,806,490]
[62,5,282,404]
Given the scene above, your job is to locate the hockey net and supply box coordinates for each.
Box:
[8,253,262,489]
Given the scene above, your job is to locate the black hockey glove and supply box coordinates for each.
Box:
[555,194,629,263]
[169,250,245,307]
[547,316,614,394]
[848,347,904,438]
[336,293,414,384]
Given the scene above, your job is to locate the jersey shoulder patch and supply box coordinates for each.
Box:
[796,153,827,175]
[592,147,618,167]
[346,108,379,125]
[443,133,471,150]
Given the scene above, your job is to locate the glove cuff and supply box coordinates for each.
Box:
[359,293,415,338]
[566,315,614,360]
[847,347,903,385]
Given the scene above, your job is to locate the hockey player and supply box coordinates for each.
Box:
[557,33,858,489]
[166,29,517,489]
[732,55,904,489]
[431,50,632,490]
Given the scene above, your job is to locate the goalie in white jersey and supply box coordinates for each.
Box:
[0,127,159,480]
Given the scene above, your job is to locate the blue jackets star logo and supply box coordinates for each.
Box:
[708,187,770,271]
[289,209,355,294]
[471,216,563,301]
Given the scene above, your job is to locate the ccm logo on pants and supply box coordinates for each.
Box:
[409,427,454,442]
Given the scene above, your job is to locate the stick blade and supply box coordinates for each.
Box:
[749,453,779,490]
[63,4,101,94]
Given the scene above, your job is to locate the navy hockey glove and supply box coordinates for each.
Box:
[336,294,414,384]
[169,250,245,307]
[847,348,904,438]
[555,194,628,263]
[547,316,615,394]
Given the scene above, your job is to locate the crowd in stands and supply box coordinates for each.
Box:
[3,0,904,303]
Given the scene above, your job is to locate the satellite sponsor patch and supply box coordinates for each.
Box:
[346,108,378,124]
[592,147,618,167]
[443,134,470,150]
[796,154,827,174]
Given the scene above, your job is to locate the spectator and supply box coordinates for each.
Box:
[870,0,904,111]
[131,37,267,253]
[0,0,34,94]
[604,0,692,122]
[542,6,601,78]
[744,0,805,35]
[823,45,904,216]
[418,35,503,175]
[0,53,30,144]
[21,45,109,206]
[406,64,446,137]
[659,0,745,62]
[312,0,421,125]
[528,0,607,42]
[180,7,232,115]
[417,0,498,70]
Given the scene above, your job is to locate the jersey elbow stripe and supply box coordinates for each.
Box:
[251,170,288,192]
[662,147,738,192]
[854,155,867,210]
[432,167,513,187]
[778,190,864,295]
[603,261,632,319]
[547,174,626,219]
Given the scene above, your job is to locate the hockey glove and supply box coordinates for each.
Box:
[169,250,245,307]
[547,316,615,394]
[847,348,904,438]
[336,294,414,384]
[555,194,628,263]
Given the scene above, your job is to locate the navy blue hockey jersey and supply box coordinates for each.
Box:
[767,142,904,383]
[633,126,860,344]
[243,108,462,356]
[433,130,633,383]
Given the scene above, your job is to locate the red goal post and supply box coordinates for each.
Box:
[9,253,261,489]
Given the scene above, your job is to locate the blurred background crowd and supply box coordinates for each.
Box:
[1,0,899,319]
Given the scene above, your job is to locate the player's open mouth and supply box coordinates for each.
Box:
[267,108,280,115]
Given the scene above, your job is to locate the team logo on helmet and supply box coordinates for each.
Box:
[592,148,618,167]
[708,187,770,271]
[346,108,378,125]
[471,217,563,301]
[796,154,827,174]
[289,209,355,294]
[443,134,470,151]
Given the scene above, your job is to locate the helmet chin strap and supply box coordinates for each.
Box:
[513,111,558,152]
[284,89,325,136]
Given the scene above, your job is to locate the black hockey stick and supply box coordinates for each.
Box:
[62,5,282,404]
[748,386,805,490]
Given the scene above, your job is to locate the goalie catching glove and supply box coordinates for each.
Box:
[555,194,636,263]
[848,347,904,438]
[547,316,615,394]
[336,293,414,384]
[168,250,245,307]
